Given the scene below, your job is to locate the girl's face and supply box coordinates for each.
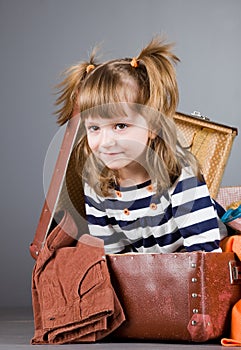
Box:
[85,109,152,183]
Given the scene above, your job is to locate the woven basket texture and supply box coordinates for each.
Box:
[174,113,236,199]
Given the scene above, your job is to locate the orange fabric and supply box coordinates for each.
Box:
[220,236,241,261]
[221,235,241,346]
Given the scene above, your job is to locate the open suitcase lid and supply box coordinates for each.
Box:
[30,111,238,259]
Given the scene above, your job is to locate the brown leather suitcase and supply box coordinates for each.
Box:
[107,251,241,342]
[30,110,241,342]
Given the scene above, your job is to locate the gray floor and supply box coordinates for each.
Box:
[0,308,232,349]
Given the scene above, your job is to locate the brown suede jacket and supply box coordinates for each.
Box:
[31,210,125,344]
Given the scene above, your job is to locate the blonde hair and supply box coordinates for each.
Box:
[55,36,202,196]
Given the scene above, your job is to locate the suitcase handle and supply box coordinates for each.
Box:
[229,261,241,284]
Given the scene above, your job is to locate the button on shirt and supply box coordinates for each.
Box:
[84,166,227,254]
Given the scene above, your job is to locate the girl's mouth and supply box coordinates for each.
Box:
[102,152,123,156]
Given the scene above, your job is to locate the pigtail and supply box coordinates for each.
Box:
[136,36,180,117]
[54,51,97,125]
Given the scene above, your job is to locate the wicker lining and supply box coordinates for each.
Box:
[174,113,237,199]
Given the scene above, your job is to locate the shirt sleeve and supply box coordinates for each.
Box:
[170,167,222,252]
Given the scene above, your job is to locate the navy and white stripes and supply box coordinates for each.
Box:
[84,166,227,254]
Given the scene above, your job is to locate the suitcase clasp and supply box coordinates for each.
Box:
[229,261,241,284]
[191,111,210,121]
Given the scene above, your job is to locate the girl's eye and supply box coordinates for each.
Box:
[87,125,100,132]
[115,123,128,130]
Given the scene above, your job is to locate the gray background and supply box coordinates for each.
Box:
[0,0,240,308]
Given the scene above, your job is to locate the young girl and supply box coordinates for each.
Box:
[55,37,228,254]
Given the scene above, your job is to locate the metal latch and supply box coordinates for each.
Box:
[191,111,210,121]
[229,261,241,284]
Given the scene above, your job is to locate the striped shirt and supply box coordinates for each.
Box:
[84,166,227,254]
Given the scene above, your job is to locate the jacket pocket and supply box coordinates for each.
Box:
[80,260,105,297]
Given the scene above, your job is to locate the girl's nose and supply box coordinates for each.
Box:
[100,129,116,148]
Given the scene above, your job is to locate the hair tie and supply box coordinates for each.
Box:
[86,64,95,73]
[130,57,138,68]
